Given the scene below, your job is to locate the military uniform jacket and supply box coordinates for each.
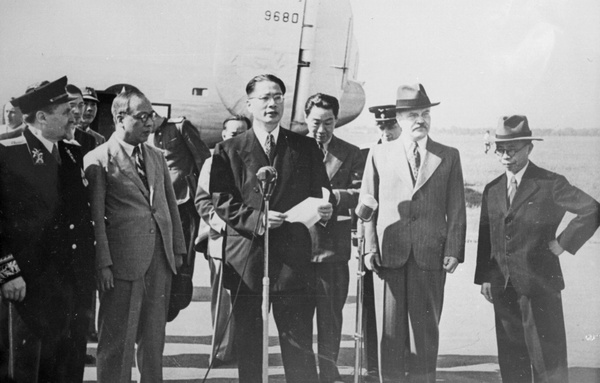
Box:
[475,162,600,297]
[0,127,95,338]
[151,117,211,204]
[210,128,332,292]
[309,135,365,263]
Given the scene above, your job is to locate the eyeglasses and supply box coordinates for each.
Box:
[130,111,158,123]
[249,94,284,104]
[494,145,529,157]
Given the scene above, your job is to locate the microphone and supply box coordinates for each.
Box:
[355,194,378,222]
[256,166,277,200]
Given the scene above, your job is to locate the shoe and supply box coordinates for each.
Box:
[84,354,96,365]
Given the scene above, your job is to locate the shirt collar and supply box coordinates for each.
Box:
[506,161,530,188]
[30,127,57,153]
[254,125,280,152]
[115,136,137,157]
[400,133,427,156]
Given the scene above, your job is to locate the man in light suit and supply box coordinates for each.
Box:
[304,93,364,383]
[475,115,600,383]
[209,74,333,383]
[84,88,187,383]
[195,114,250,366]
[360,84,466,382]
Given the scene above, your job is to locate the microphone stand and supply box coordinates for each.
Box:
[261,192,270,383]
[353,220,366,383]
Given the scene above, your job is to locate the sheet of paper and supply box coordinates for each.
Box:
[285,188,330,228]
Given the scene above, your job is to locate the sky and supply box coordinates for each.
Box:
[348,0,600,130]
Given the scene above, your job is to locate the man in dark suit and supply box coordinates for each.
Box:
[209,74,333,383]
[84,88,187,382]
[149,113,211,320]
[0,76,96,382]
[0,101,25,140]
[475,115,600,383]
[304,93,364,383]
[360,84,466,382]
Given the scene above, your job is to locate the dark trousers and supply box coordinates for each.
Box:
[363,268,379,373]
[230,285,318,383]
[376,255,446,383]
[492,281,568,383]
[314,261,350,383]
[1,287,90,383]
[178,199,199,271]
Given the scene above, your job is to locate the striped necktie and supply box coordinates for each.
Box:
[265,134,275,163]
[133,145,149,189]
[507,176,517,206]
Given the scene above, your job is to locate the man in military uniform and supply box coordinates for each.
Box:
[80,87,106,146]
[150,113,211,319]
[369,104,402,143]
[0,76,96,382]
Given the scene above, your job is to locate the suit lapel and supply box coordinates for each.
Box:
[241,129,270,172]
[390,139,414,188]
[108,136,150,200]
[142,144,156,205]
[325,136,345,179]
[413,138,442,194]
[489,174,508,216]
[509,164,539,213]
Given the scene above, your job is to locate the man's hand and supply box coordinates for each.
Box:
[98,267,114,293]
[267,211,287,229]
[480,282,493,303]
[1,277,26,302]
[443,256,459,273]
[317,202,333,222]
[549,239,564,256]
[364,252,381,272]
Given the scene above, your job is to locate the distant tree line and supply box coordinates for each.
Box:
[440,127,600,136]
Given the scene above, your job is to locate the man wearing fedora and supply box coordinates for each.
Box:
[360,84,466,382]
[475,115,599,383]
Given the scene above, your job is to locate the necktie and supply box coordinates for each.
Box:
[52,144,61,165]
[265,134,275,163]
[133,145,149,189]
[409,142,420,182]
[318,142,326,157]
[507,176,517,206]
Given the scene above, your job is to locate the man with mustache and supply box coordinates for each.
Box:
[360,84,466,382]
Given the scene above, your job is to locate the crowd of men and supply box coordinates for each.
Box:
[0,73,598,383]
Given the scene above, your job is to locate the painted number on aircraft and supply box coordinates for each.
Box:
[264,11,299,23]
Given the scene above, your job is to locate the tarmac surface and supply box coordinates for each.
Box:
[83,233,600,382]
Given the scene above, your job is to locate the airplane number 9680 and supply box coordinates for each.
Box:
[265,11,299,23]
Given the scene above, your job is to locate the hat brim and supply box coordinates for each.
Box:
[395,101,440,110]
[83,96,99,103]
[493,136,543,142]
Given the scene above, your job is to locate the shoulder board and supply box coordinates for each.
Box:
[168,116,186,124]
[0,135,26,147]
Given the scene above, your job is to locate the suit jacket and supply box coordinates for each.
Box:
[309,135,365,263]
[84,135,186,281]
[475,162,600,296]
[360,137,466,270]
[74,127,104,156]
[151,117,211,204]
[0,127,95,339]
[210,128,331,292]
[195,156,227,259]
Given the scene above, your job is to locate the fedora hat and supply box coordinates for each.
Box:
[395,83,439,110]
[494,115,543,142]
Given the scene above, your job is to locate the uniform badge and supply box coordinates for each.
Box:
[81,168,89,187]
[31,148,45,165]
[65,147,77,164]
